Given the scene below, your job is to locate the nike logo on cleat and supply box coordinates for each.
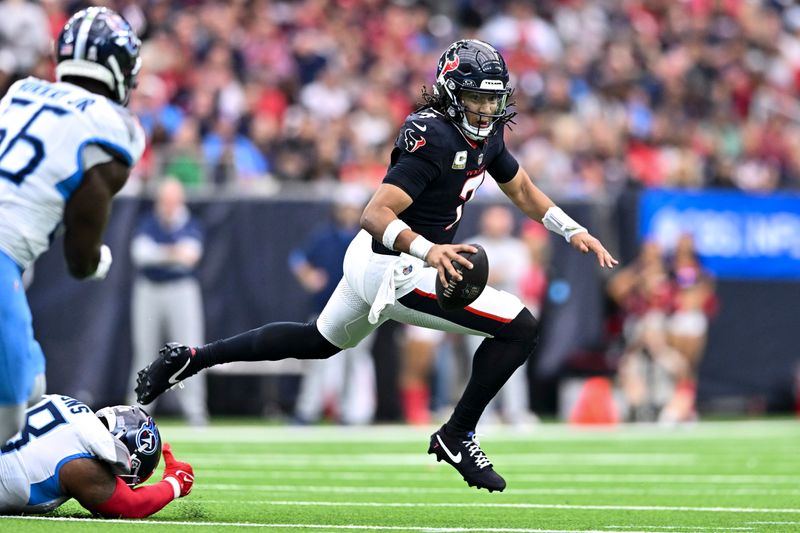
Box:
[436,435,462,463]
[168,357,191,385]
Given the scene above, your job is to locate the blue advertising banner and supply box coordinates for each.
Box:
[639,189,800,279]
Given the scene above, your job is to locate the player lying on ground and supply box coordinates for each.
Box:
[0,394,193,518]
[136,39,616,493]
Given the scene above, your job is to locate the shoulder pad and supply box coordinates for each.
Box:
[395,110,448,160]
[0,78,29,112]
[86,99,146,166]
[83,414,132,476]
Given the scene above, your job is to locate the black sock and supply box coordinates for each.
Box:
[192,321,340,371]
[446,337,530,436]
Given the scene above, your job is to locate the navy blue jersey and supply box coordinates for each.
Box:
[134,212,204,283]
[288,222,359,312]
[377,108,519,253]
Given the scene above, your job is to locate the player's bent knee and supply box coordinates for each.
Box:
[309,322,343,359]
[494,308,540,353]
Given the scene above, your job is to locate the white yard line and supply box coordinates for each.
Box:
[160,421,800,444]
[608,527,753,531]
[197,500,800,514]
[0,516,674,533]
[199,483,800,496]
[185,452,698,467]
[198,469,800,485]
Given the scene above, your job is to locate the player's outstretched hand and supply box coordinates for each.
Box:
[425,243,478,286]
[569,233,618,268]
[162,443,194,497]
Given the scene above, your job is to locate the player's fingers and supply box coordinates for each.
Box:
[454,243,478,254]
[450,252,473,270]
[442,256,463,281]
[596,247,617,268]
[437,266,448,286]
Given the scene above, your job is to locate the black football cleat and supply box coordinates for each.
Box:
[135,342,197,405]
[428,425,506,492]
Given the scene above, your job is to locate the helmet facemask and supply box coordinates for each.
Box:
[452,86,511,140]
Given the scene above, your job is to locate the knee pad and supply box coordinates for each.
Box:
[494,307,540,354]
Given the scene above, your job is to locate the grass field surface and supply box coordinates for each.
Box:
[2,419,799,532]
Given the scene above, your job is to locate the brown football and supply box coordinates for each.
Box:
[435,244,489,311]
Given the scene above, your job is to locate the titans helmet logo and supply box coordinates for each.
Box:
[136,418,159,455]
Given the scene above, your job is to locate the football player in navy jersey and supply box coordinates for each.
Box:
[136,39,617,493]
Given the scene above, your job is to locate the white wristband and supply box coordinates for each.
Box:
[408,235,434,261]
[88,244,113,280]
[542,206,587,243]
[164,476,181,499]
[382,219,411,250]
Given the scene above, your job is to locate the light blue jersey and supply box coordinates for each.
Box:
[0,77,145,271]
[0,395,129,513]
[0,77,144,408]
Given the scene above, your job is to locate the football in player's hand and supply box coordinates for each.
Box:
[435,244,489,311]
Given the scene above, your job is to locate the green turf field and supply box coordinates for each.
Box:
[3,420,799,532]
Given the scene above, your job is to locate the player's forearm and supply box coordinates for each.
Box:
[361,206,435,261]
[63,230,105,278]
[90,477,177,519]
[361,205,413,250]
[63,195,112,278]
[503,175,555,222]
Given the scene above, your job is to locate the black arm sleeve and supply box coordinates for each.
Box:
[383,152,441,199]
[487,145,520,184]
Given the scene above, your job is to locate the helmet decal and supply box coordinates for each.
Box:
[135,418,159,455]
[440,52,460,79]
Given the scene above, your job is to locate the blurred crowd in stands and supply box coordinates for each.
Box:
[1,0,747,424]
[4,0,800,198]
[608,234,717,423]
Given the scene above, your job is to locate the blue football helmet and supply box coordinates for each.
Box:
[434,39,513,140]
[96,405,161,486]
[55,7,142,106]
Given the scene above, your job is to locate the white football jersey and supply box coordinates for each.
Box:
[0,77,145,271]
[0,394,130,513]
